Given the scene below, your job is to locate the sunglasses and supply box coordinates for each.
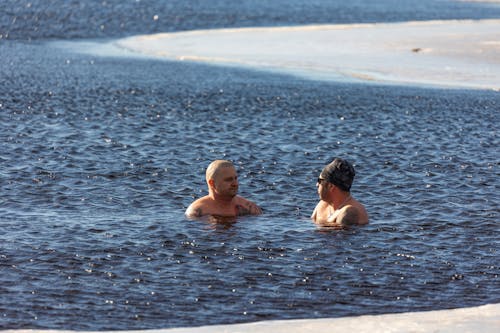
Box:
[317,177,328,184]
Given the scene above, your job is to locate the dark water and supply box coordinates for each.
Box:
[3,0,500,40]
[1,0,499,330]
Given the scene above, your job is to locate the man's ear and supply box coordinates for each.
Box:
[208,179,215,188]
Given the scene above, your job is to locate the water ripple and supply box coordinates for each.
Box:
[0,19,499,331]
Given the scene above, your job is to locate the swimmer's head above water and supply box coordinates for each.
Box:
[312,157,368,226]
[185,160,262,218]
[319,157,355,192]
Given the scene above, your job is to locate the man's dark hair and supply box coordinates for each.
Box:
[320,158,355,192]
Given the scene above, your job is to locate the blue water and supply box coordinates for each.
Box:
[1,0,499,330]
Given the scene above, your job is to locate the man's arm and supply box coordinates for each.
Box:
[336,206,359,226]
[185,202,204,218]
[311,201,329,223]
[311,203,319,222]
[236,198,262,216]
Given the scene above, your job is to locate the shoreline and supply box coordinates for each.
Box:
[2,303,499,332]
[107,19,500,90]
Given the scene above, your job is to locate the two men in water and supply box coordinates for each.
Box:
[185,158,368,226]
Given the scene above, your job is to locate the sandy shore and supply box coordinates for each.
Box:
[2,303,499,333]
[111,19,500,90]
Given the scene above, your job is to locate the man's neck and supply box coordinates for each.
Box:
[210,192,235,206]
[331,192,351,210]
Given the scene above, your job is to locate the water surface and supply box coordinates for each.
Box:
[0,0,499,330]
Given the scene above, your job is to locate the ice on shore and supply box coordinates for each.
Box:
[110,19,500,90]
[54,19,500,90]
[145,303,500,333]
[4,303,499,333]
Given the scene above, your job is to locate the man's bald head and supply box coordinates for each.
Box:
[206,160,235,183]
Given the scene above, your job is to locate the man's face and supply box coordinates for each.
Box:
[213,166,239,198]
[317,176,330,201]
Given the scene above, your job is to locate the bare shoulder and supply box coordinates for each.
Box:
[337,204,369,226]
[351,198,369,225]
[336,205,359,225]
[316,200,329,210]
[311,200,328,222]
[185,196,211,218]
[235,196,262,216]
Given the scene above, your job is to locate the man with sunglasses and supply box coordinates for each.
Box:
[311,157,368,226]
[185,159,262,219]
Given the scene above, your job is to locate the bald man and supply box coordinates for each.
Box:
[185,160,262,218]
